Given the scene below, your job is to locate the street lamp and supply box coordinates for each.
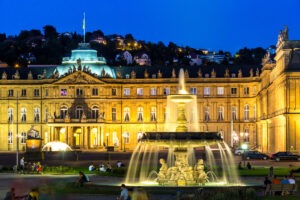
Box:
[106,133,109,147]
[241,143,248,167]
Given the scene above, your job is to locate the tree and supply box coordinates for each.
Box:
[43,25,58,39]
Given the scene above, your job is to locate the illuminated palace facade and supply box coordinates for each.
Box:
[0,28,299,153]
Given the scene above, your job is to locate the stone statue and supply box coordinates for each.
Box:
[197,68,202,78]
[224,68,230,77]
[77,58,82,71]
[116,71,122,79]
[157,70,162,78]
[238,69,242,78]
[194,159,207,185]
[131,70,136,79]
[28,71,33,80]
[211,68,216,78]
[256,68,260,77]
[184,69,189,78]
[157,158,168,180]
[13,70,20,79]
[249,68,253,77]
[144,69,149,78]
[2,71,7,80]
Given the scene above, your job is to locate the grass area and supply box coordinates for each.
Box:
[237,166,294,177]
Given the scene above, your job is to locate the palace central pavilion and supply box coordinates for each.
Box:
[0,28,299,153]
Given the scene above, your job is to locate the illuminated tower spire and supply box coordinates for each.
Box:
[83,12,86,43]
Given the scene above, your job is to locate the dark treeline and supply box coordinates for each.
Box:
[0,25,268,67]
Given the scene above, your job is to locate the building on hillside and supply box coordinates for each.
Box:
[134,53,151,66]
[0,27,299,154]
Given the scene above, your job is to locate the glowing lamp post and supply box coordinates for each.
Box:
[241,143,248,167]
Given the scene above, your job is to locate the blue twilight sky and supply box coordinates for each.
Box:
[1,0,300,54]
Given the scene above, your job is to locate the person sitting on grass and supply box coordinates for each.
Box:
[89,163,95,171]
[106,162,112,172]
[77,171,89,187]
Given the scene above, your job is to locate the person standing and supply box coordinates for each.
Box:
[19,157,25,173]
[117,184,129,200]
[268,166,274,179]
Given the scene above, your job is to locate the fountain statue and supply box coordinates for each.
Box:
[125,69,241,187]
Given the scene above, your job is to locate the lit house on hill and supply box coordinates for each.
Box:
[0,27,299,154]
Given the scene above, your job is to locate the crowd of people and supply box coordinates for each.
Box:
[17,157,43,174]
[88,160,124,172]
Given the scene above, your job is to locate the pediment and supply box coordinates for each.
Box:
[54,71,105,84]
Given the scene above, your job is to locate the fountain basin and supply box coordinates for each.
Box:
[169,94,195,103]
[141,132,223,148]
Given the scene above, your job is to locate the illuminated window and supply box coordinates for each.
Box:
[217,87,224,95]
[112,108,117,121]
[137,132,143,142]
[34,108,40,122]
[8,108,13,123]
[76,106,83,119]
[150,88,157,96]
[231,88,237,95]
[45,108,49,122]
[137,88,143,96]
[124,107,130,122]
[21,108,27,122]
[60,106,68,119]
[163,88,170,95]
[8,89,14,97]
[244,104,250,121]
[34,89,40,97]
[124,88,130,96]
[204,87,210,96]
[204,106,210,121]
[137,107,143,122]
[21,131,26,144]
[124,132,130,143]
[150,107,157,121]
[217,106,224,121]
[190,87,197,95]
[21,89,26,97]
[61,89,67,96]
[8,131,13,144]
[231,106,237,121]
[244,87,249,95]
[45,88,49,97]
[91,106,99,119]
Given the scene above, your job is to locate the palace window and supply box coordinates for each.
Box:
[231,88,237,95]
[150,88,157,96]
[244,104,250,121]
[204,106,210,121]
[21,108,27,122]
[217,106,224,121]
[150,107,157,121]
[137,107,143,122]
[92,88,98,96]
[190,87,197,95]
[244,87,249,95]
[21,131,26,144]
[91,106,99,119]
[21,89,26,97]
[204,87,210,96]
[163,88,170,95]
[217,87,224,95]
[8,131,13,144]
[137,88,143,96]
[8,108,13,123]
[76,88,83,96]
[8,89,14,97]
[137,132,143,142]
[112,88,117,96]
[76,106,83,119]
[45,88,49,97]
[253,105,256,121]
[124,88,130,96]
[123,132,130,144]
[60,89,67,96]
[45,108,49,122]
[124,107,130,122]
[112,108,117,121]
[34,108,40,122]
[60,106,68,119]
[242,128,249,142]
[231,106,237,121]
[34,89,40,97]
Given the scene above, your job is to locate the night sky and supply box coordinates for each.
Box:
[1,0,300,54]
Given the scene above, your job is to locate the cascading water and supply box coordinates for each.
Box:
[125,68,241,186]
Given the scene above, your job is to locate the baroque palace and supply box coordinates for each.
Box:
[0,27,299,153]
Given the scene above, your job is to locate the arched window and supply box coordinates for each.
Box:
[8,108,13,123]
[124,107,130,122]
[150,107,156,121]
[204,106,210,121]
[8,131,13,144]
[21,108,27,122]
[60,106,68,119]
[137,132,143,142]
[91,106,99,119]
[76,106,83,119]
[217,106,224,121]
[231,106,237,121]
[34,107,40,122]
[244,105,250,121]
[21,131,26,144]
[137,107,143,122]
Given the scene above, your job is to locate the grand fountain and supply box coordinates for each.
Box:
[125,69,241,187]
